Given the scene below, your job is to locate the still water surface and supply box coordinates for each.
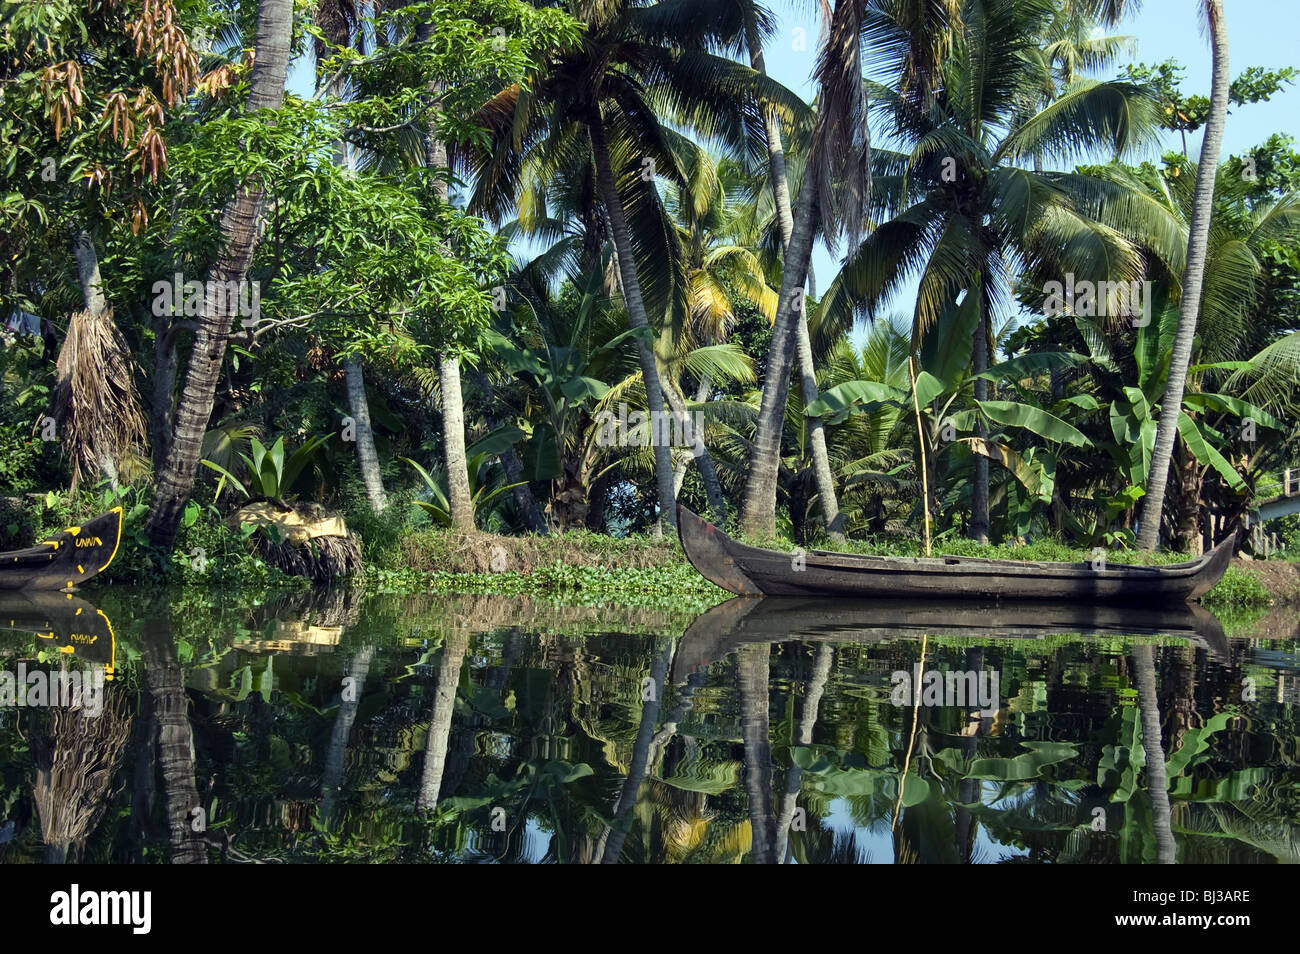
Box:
[1,588,1297,863]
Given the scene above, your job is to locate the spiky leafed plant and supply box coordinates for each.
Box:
[821,0,1161,542]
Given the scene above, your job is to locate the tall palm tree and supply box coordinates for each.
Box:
[146,0,295,550]
[1136,0,1230,550]
[821,0,1159,542]
[738,0,876,537]
[733,0,848,538]
[470,0,798,531]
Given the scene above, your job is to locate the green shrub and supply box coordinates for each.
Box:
[1203,566,1272,607]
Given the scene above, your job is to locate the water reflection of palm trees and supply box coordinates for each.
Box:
[10,588,1297,864]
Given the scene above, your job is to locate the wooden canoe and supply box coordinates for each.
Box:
[672,597,1228,683]
[0,508,123,590]
[677,505,1235,602]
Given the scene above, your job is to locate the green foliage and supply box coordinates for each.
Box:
[1202,566,1272,608]
[201,435,329,500]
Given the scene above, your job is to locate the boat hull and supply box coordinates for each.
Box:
[677,506,1235,602]
[0,508,123,590]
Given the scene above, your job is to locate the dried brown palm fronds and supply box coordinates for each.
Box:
[49,308,148,491]
[250,530,363,585]
[29,686,133,864]
[237,500,363,584]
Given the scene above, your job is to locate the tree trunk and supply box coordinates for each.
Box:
[738,642,778,863]
[140,616,206,863]
[414,65,476,533]
[588,109,677,531]
[438,355,475,530]
[343,358,388,513]
[774,642,832,862]
[745,15,843,541]
[970,291,991,543]
[660,373,726,522]
[68,230,121,490]
[72,230,108,317]
[740,171,819,537]
[150,322,183,472]
[1137,0,1229,551]
[469,366,549,534]
[1132,645,1176,863]
[144,0,293,551]
[321,645,373,825]
[417,630,468,810]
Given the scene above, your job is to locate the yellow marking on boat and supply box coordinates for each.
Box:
[75,608,82,615]
[98,609,116,681]
[97,508,123,573]
[38,631,53,639]
[65,593,72,599]
[77,564,84,574]
[58,645,73,653]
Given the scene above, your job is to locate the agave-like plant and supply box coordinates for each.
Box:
[201,435,330,500]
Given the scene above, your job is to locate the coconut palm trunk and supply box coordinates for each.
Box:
[140,615,207,863]
[738,641,778,863]
[970,286,992,543]
[660,374,726,522]
[60,228,143,490]
[1137,0,1229,551]
[145,0,293,551]
[587,109,678,532]
[409,37,476,532]
[744,12,844,540]
[416,630,468,810]
[344,358,388,513]
[438,355,475,530]
[1132,645,1176,863]
[740,171,819,537]
[774,642,833,862]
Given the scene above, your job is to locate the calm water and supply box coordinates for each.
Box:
[1,587,1297,864]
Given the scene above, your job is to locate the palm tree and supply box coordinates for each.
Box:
[822,0,1160,542]
[145,0,295,550]
[738,0,875,538]
[1136,0,1230,550]
[470,0,798,531]
[733,0,847,538]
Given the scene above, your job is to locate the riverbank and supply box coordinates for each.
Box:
[378,526,1275,608]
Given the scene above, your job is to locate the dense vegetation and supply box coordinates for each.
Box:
[3,0,1300,586]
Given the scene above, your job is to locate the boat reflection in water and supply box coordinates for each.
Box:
[3,589,1290,864]
[672,597,1229,683]
[643,597,1225,864]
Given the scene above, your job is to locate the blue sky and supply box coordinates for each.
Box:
[759,0,1300,329]
[292,1,1299,335]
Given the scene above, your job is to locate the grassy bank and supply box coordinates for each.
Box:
[15,487,1280,610]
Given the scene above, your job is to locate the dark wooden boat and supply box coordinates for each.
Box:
[0,508,122,590]
[0,591,117,670]
[672,597,1228,683]
[677,505,1236,602]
